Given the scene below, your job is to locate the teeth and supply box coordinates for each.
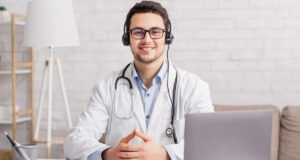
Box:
[141,48,152,50]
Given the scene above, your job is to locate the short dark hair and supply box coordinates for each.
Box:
[124,1,170,32]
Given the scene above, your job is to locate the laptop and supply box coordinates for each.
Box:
[184,110,272,160]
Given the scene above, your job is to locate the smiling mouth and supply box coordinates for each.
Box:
[140,47,153,51]
[139,46,155,51]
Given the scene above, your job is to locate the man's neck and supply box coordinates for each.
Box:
[134,59,164,88]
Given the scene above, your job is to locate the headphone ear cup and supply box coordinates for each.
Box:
[165,32,174,44]
[122,32,130,46]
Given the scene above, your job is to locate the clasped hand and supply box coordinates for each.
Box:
[102,130,170,160]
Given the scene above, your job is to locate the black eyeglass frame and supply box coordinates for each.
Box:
[129,27,166,39]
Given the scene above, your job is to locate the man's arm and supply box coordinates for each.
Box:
[87,147,110,160]
[64,81,111,159]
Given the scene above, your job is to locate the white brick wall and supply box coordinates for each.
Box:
[1,0,300,158]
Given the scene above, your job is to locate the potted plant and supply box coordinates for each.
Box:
[0,6,11,23]
[0,6,6,10]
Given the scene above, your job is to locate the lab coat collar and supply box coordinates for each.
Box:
[123,61,177,133]
[131,60,168,86]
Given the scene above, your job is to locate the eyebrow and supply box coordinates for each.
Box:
[131,26,165,30]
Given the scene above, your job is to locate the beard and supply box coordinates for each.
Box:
[134,52,163,64]
[131,46,164,64]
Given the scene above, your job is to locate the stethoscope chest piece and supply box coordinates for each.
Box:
[166,127,173,138]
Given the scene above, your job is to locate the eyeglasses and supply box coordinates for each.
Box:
[129,28,165,39]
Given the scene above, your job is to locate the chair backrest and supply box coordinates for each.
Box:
[279,106,300,160]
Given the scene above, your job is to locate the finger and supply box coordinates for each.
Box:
[117,150,140,159]
[134,130,151,142]
[120,130,136,144]
[118,143,139,152]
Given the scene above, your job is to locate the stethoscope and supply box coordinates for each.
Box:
[114,62,178,144]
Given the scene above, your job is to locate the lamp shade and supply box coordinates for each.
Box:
[23,0,79,47]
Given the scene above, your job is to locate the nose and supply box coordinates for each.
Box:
[143,31,152,42]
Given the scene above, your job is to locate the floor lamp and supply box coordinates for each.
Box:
[23,0,79,158]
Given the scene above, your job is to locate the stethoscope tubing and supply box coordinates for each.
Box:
[114,62,178,144]
[115,63,132,90]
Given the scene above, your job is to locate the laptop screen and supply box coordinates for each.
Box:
[184,110,272,160]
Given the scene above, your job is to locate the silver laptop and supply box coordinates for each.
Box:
[184,110,272,160]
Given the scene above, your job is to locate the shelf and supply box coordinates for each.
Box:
[0,20,25,25]
[0,116,31,124]
[0,13,34,142]
[0,69,31,74]
[34,137,66,145]
[0,12,25,26]
[15,20,25,25]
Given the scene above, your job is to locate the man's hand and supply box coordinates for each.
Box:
[102,130,170,160]
[131,130,170,160]
[102,130,136,160]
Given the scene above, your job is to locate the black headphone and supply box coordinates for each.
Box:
[122,19,174,46]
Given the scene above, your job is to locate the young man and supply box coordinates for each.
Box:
[64,1,214,160]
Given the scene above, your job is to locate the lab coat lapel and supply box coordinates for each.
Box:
[147,63,177,132]
[125,63,146,132]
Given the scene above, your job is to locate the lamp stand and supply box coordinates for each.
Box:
[34,46,73,158]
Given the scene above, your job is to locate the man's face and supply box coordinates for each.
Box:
[129,12,166,64]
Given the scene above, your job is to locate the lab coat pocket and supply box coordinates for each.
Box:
[173,119,185,142]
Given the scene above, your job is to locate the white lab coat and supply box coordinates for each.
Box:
[64,62,214,159]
